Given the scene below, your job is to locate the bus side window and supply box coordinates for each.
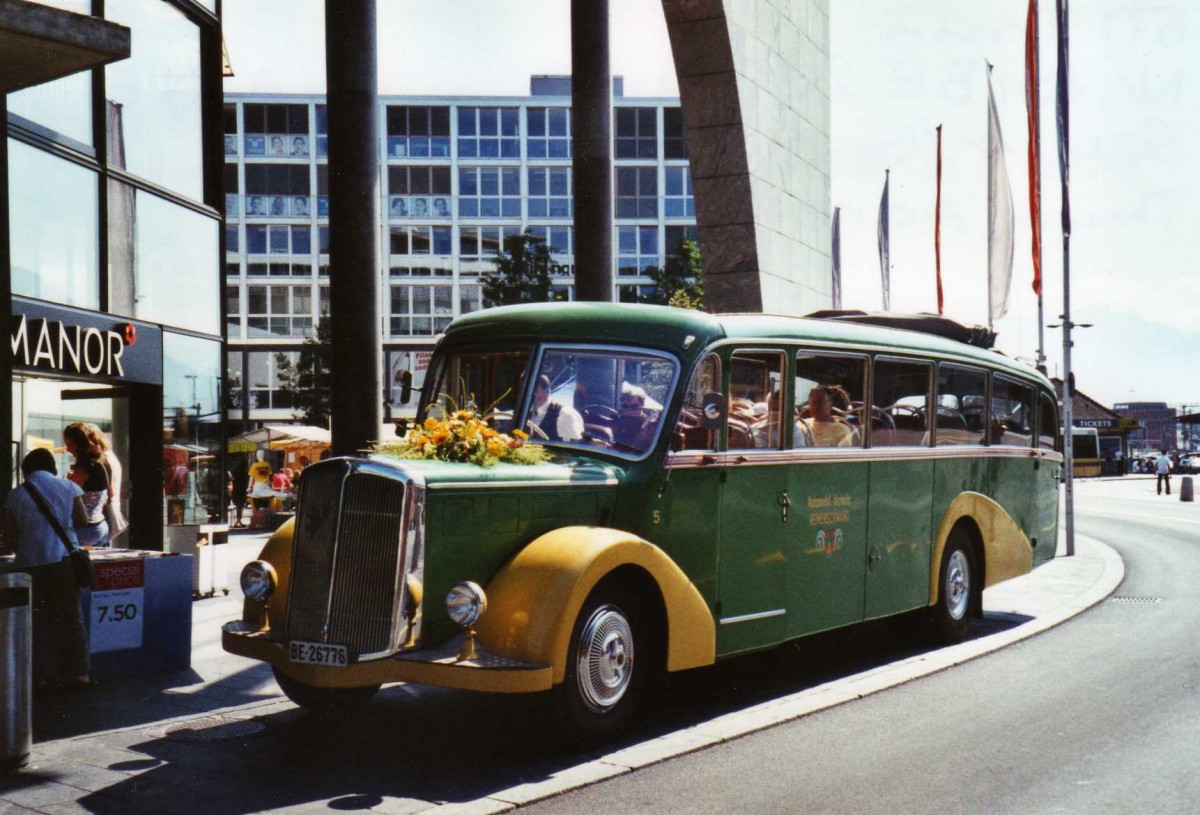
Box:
[794,352,867,448]
[728,351,786,450]
[936,364,988,447]
[873,358,933,447]
[1038,392,1059,451]
[673,353,721,452]
[992,376,1036,447]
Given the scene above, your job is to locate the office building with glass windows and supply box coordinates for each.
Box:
[3,0,225,547]
[224,78,699,423]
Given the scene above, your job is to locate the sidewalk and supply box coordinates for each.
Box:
[0,533,1124,815]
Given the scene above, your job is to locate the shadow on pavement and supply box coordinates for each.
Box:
[21,611,1026,815]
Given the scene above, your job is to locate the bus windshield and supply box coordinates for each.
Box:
[421,344,678,458]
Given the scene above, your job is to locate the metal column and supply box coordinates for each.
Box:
[571,0,613,302]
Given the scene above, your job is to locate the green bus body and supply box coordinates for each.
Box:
[413,303,1062,658]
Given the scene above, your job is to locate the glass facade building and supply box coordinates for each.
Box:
[225,84,699,423]
[3,0,225,547]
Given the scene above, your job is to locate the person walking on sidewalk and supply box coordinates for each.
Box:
[1156,449,1172,495]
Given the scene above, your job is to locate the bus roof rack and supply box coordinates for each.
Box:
[803,310,997,350]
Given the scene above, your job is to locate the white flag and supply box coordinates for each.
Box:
[987,63,1015,324]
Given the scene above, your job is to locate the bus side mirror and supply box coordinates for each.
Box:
[398,370,413,405]
[700,392,724,430]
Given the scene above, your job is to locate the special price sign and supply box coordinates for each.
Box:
[89,560,145,653]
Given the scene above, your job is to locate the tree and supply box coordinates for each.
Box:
[275,318,332,427]
[481,230,555,307]
[646,237,704,310]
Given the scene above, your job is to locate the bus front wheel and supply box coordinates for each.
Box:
[930,530,975,644]
[554,585,647,747]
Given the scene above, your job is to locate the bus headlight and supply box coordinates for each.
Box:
[240,561,278,601]
[446,581,487,628]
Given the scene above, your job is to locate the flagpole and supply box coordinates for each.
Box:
[1034,23,1047,374]
[1056,0,1074,558]
[986,62,994,332]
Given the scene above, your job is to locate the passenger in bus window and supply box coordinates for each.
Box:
[803,385,854,447]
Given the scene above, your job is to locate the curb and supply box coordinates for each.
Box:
[429,535,1124,814]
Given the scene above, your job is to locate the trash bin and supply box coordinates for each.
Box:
[0,572,32,770]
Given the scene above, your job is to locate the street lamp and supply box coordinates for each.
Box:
[1047,317,1093,558]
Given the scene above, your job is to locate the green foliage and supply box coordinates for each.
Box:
[482,230,555,307]
[646,237,705,310]
[275,318,332,427]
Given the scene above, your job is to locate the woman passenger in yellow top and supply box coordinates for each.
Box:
[802,384,853,447]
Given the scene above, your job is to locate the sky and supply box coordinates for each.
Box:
[223,1,1200,409]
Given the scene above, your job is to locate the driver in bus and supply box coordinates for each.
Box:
[528,375,583,442]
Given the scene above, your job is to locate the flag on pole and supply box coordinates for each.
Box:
[1026,0,1043,296]
[1056,0,1070,236]
[987,63,1015,324]
[935,125,944,315]
[831,207,842,309]
[877,170,891,311]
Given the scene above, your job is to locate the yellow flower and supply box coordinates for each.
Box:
[486,439,506,456]
[512,428,528,441]
[431,428,450,444]
[423,417,439,431]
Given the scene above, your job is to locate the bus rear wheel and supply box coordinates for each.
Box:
[273,667,380,712]
[930,530,975,644]
[554,585,647,747]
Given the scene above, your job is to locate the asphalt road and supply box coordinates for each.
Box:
[517,477,1200,815]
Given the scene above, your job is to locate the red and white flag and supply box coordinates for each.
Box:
[987,63,1015,324]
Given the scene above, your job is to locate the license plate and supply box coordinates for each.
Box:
[288,640,348,667]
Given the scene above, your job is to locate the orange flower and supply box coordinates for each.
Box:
[423,417,439,431]
[431,428,450,444]
[511,428,528,441]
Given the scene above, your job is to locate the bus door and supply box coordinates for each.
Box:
[991,376,1040,542]
[716,350,789,655]
[864,358,935,620]
[786,352,870,638]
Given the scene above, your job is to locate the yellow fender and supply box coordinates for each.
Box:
[475,526,716,685]
[251,518,296,630]
[930,492,1033,605]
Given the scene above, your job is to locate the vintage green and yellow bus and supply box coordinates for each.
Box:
[224,303,1061,744]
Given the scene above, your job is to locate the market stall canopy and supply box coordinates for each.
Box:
[228,425,330,453]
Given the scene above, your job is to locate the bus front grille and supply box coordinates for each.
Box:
[285,461,408,659]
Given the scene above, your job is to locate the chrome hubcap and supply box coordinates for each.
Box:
[576,604,634,712]
[945,549,970,621]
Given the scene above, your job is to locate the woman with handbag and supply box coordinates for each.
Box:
[63,423,110,548]
[82,423,128,544]
[1,448,93,691]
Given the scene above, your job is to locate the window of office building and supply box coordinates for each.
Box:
[316,165,329,218]
[527,107,571,159]
[618,284,656,304]
[665,225,699,258]
[664,166,695,218]
[246,284,314,338]
[528,167,572,218]
[225,163,240,218]
[617,226,659,277]
[105,0,202,200]
[390,285,453,336]
[244,164,311,218]
[386,105,451,158]
[245,224,312,257]
[9,67,93,147]
[460,284,484,316]
[459,167,520,218]
[526,226,574,277]
[663,107,687,159]
[459,225,511,276]
[226,225,240,254]
[389,226,453,260]
[223,103,238,156]
[615,166,657,219]
[226,284,242,339]
[616,107,657,159]
[108,186,219,335]
[247,350,298,410]
[387,165,453,220]
[8,139,99,309]
[457,107,520,159]
[242,103,310,158]
[315,104,328,158]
